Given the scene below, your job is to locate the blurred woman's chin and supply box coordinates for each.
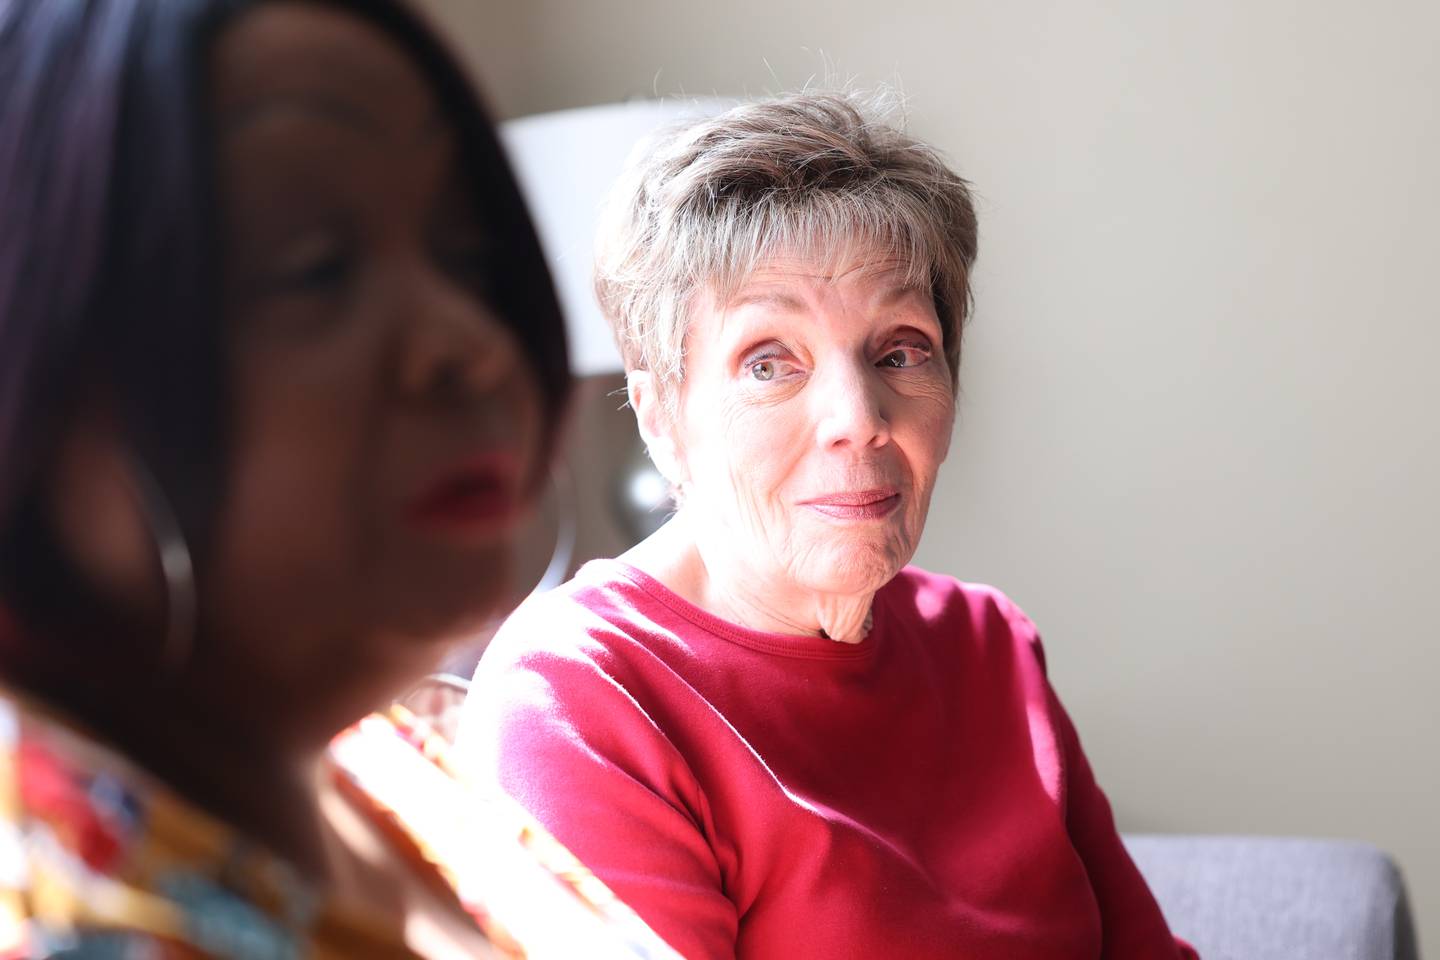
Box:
[390,597,503,652]
[379,553,516,647]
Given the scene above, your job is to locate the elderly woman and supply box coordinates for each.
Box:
[463,94,1198,959]
[0,0,676,956]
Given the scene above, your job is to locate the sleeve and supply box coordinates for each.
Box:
[1048,672,1201,960]
[458,633,738,960]
[993,591,1198,960]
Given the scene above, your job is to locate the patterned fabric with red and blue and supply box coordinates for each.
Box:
[0,688,680,959]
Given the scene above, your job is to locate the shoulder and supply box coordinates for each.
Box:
[461,573,708,834]
[883,566,1048,671]
[482,561,647,670]
[469,562,681,745]
[884,565,1039,632]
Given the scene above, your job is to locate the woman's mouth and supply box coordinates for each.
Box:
[799,489,901,521]
[407,452,523,536]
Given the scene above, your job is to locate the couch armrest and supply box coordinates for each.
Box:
[1123,835,1418,960]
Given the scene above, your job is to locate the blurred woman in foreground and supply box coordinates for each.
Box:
[0,1,673,956]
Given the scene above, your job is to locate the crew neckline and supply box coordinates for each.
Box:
[580,558,884,662]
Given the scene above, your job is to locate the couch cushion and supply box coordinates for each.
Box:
[1123,835,1418,960]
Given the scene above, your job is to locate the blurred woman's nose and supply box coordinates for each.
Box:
[393,263,519,404]
[813,359,891,451]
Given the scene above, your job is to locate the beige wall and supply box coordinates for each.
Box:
[424,0,1440,947]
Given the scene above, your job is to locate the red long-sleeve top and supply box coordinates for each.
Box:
[462,560,1198,959]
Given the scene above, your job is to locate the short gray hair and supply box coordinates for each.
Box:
[593,92,978,408]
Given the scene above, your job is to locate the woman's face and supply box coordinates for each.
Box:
[670,253,955,599]
[205,4,542,693]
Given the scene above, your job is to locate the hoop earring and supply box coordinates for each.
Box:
[536,458,578,595]
[123,452,196,676]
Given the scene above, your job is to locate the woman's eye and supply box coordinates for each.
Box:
[265,239,352,297]
[286,253,350,291]
[445,244,487,276]
[878,343,931,369]
[439,234,493,279]
[747,354,799,382]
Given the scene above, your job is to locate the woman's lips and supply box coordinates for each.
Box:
[407,452,523,535]
[799,489,901,521]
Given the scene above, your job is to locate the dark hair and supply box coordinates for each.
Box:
[0,0,570,634]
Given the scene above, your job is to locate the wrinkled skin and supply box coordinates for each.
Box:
[626,253,955,642]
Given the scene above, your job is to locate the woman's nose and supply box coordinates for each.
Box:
[393,265,519,405]
[813,363,891,451]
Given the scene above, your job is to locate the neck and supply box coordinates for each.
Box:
[624,512,876,644]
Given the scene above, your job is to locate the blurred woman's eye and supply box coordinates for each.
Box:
[877,339,933,369]
[264,234,353,297]
[437,233,496,295]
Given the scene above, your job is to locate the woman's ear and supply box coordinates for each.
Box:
[626,370,684,486]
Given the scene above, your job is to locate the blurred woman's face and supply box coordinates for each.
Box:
[207,3,542,691]
[670,252,955,599]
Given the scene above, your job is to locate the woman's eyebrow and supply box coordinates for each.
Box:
[724,290,807,313]
[875,281,930,306]
[221,95,445,144]
[222,94,376,135]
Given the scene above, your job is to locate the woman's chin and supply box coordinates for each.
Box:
[792,538,908,598]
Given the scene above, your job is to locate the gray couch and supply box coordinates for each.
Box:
[1125,835,1420,960]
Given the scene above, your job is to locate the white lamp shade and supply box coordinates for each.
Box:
[499,99,732,377]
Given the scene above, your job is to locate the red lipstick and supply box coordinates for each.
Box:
[408,452,522,535]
